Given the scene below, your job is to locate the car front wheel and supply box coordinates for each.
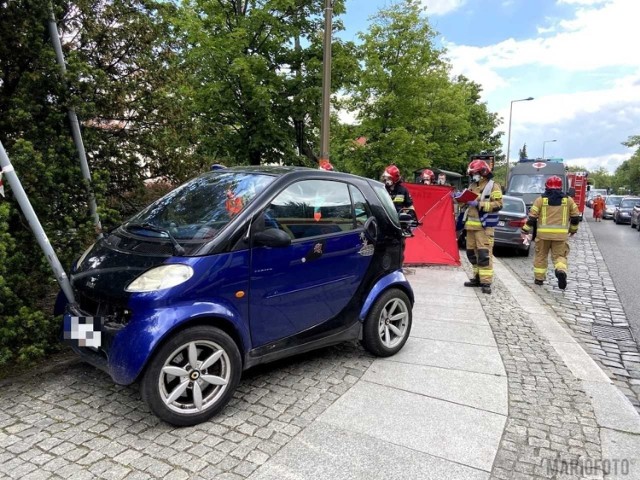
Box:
[361,288,412,357]
[140,326,242,426]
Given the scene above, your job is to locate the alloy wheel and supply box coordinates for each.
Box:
[377,298,410,349]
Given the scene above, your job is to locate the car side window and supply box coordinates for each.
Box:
[350,185,372,227]
[267,180,355,240]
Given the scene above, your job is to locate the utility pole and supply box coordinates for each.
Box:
[318,0,333,169]
[0,141,76,304]
[48,6,102,238]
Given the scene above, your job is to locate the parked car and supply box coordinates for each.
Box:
[59,167,414,426]
[631,201,640,229]
[494,195,530,256]
[603,195,624,219]
[615,197,640,225]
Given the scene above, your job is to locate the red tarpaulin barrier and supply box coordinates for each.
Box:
[402,184,460,266]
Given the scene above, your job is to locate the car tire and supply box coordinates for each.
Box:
[361,288,412,357]
[140,326,242,427]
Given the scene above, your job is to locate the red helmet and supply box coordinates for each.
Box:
[420,169,435,184]
[319,160,334,171]
[467,160,491,176]
[545,175,563,190]
[382,165,401,185]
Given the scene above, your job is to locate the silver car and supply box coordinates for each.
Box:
[494,195,530,256]
[604,195,624,219]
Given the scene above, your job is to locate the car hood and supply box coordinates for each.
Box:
[71,234,168,303]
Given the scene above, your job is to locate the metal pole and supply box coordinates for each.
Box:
[504,96,534,185]
[319,0,333,165]
[0,141,76,304]
[505,100,514,186]
[48,7,102,238]
[542,139,556,159]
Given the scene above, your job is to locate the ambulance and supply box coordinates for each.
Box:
[506,158,568,210]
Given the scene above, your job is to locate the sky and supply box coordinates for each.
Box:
[337,0,640,173]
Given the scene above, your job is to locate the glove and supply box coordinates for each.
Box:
[467,200,478,207]
[521,233,532,246]
[453,191,462,198]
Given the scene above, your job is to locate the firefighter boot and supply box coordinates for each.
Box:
[534,279,544,286]
[555,269,567,290]
[480,284,492,294]
[464,274,480,287]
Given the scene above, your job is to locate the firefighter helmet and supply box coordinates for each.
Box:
[545,175,563,190]
[319,160,334,171]
[467,159,491,176]
[382,165,401,185]
[420,169,435,184]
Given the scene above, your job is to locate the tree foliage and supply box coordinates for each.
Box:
[331,0,502,179]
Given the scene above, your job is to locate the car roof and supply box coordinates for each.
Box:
[502,195,526,203]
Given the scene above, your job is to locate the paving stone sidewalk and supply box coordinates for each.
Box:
[498,219,640,413]
[454,259,604,480]
[0,344,374,480]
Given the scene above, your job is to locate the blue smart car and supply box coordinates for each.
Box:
[62,166,414,426]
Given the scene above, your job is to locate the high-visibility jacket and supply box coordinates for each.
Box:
[464,178,503,231]
[386,183,414,213]
[522,194,580,241]
[225,196,243,216]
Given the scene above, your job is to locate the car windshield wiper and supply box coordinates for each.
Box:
[125,222,186,256]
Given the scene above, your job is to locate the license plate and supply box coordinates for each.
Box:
[497,221,505,227]
[64,316,103,348]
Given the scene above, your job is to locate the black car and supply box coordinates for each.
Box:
[494,195,530,256]
[614,197,640,224]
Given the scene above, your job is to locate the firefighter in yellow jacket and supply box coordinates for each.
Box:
[462,160,503,294]
[521,175,580,290]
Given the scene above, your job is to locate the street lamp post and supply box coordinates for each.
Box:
[542,139,557,159]
[505,96,534,185]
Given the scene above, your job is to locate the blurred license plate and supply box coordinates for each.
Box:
[498,221,506,226]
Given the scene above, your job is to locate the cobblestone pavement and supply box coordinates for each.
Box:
[0,344,373,480]
[497,220,640,413]
[457,258,604,480]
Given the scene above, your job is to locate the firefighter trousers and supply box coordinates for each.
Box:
[534,239,570,281]
[465,228,494,285]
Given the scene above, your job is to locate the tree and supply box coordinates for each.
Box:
[519,143,528,160]
[0,0,182,367]
[332,0,502,179]
[167,0,358,166]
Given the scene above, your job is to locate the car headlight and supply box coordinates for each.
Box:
[76,243,95,269]
[126,264,194,292]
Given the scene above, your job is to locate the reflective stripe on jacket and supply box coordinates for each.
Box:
[465,179,503,231]
[522,195,580,240]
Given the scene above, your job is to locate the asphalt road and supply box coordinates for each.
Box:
[586,211,640,342]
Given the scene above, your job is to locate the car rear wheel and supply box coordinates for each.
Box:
[140,326,242,426]
[361,288,412,357]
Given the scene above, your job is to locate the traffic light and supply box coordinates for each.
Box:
[470,153,495,171]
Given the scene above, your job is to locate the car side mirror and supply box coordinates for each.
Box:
[398,212,413,224]
[253,228,291,248]
[363,217,379,243]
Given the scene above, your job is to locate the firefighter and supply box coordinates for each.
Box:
[382,165,414,214]
[521,175,580,290]
[420,169,435,185]
[462,159,503,294]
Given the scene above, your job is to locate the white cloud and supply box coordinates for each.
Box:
[446,0,640,86]
[420,0,466,16]
[565,153,631,174]
[557,0,609,5]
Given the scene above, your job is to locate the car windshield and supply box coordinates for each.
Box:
[620,198,640,208]
[508,175,562,194]
[125,171,275,241]
[501,197,525,214]
[605,196,623,206]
